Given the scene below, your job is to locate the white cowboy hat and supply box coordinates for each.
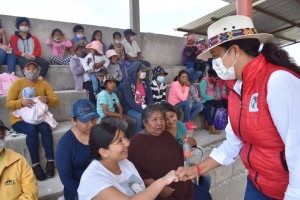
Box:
[197,15,274,59]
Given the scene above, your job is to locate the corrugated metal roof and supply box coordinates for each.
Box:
[176,0,300,46]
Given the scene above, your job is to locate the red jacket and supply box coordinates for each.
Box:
[226,54,300,199]
[10,31,41,57]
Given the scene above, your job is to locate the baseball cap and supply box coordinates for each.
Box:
[138,64,150,71]
[124,29,137,36]
[0,120,9,131]
[23,61,40,69]
[74,42,85,51]
[71,99,99,123]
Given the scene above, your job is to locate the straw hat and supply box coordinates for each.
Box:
[197,15,273,59]
[86,41,103,55]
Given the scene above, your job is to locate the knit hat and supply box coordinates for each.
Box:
[152,66,168,79]
[16,17,30,29]
[22,87,36,98]
[197,15,273,59]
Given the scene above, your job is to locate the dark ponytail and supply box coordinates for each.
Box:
[219,38,300,76]
[173,70,188,81]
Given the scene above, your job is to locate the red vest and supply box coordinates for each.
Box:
[226,54,300,199]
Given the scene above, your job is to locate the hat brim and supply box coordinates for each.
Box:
[197,33,274,60]
[74,43,85,51]
[77,112,100,123]
[24,62,40,69]
[101,79,120,90]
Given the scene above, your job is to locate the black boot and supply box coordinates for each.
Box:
[45,161,55,178]
[32,164,47,181]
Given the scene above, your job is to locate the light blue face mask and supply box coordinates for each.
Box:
[156,76,165,83]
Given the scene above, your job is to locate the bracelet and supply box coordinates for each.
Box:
[195,164,201,177]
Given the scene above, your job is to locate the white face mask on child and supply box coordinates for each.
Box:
[19,26,29,32]
[114,40,121,44]
[77,34,84,39]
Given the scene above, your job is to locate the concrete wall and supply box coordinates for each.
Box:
[0,14,186,66]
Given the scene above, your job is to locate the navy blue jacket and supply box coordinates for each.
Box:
[121,62,153,114]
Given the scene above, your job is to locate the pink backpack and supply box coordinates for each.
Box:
[0,73,18,95]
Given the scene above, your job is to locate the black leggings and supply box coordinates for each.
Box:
[83,81,96,106]
[17,57,49,78]
[204,99,223,119]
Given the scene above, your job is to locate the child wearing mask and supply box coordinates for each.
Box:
[105,49,123,82]
[182,36,199,70]
[70,25,88,56]
[91,30,108,54]
[46,28,73,65]
[83,41,110,96]
[12,87,58,128]
[150,66,168,104]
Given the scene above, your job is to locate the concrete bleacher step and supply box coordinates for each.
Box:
[37,169,63,200]
[0,65,75,91]
[0,90,87,129]
[5,121,73,167]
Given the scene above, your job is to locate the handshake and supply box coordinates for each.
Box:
[162,165,199,185]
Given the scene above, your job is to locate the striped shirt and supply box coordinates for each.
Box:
[150,80,166,104]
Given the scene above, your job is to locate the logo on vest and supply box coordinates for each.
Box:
[249,93,259,112]
[5,178,16,186]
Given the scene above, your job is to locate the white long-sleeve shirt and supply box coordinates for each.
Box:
[82,53,110,71]
[210,70,300,200]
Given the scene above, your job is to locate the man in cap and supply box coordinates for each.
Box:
[122,29,151,70]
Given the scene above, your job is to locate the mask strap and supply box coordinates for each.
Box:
[231,53,240,67]
[258,43,264,53]
[221,46,233,60]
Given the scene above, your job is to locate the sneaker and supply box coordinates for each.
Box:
[185,123,194,133]
[45,161,55,178]
[187,121,197,129]
[32,164,47,181]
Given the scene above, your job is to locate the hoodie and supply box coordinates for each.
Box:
[121,62,153,114]
[10,31,41,57]
[168,81,190,106]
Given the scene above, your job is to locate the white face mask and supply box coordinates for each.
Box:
[77,34,84,39]
[130,36,134,41]
[114,40,121,44]
[19,26,29,32]
[0,140,4,153]
[212,46,239,80]
[53,38,62,42]
[139,72,146,79]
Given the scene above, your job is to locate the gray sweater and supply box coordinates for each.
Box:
[188,84,201,103]
[107,63,123,81]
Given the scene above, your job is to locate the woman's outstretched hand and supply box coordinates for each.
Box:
[162,170,179,185]
[176,166,198,181]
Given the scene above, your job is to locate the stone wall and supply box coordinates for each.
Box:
[0,14,186,66]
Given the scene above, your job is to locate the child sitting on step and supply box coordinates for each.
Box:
[12,87,58,128]
[46,28,73,65]
[83,41,109,96]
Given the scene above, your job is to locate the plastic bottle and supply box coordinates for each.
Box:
[183,139,193,167]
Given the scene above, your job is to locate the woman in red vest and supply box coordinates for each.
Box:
[176,15,300,200]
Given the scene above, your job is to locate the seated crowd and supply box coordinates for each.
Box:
[0,16,230,200]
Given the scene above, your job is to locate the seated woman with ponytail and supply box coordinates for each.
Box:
[168,70,202,132]
[176,15,300,200]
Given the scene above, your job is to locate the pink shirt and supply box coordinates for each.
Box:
[135,83,146,106]
[168,81,190,106]
[46,39,72,59]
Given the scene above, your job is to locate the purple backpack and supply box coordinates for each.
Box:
[214,108,228,130]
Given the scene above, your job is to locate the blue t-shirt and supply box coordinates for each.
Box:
[97,90,119,118]
[175,121,187,145]
[55,129,90,200]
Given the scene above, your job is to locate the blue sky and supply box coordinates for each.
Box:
[0,0,299,64]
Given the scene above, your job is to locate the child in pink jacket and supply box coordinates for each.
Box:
[168,70,202,132]
[12,87,58,128]
[46,28,73,65]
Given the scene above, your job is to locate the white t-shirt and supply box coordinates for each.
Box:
[78,159,145,200]
[79,57,90,82]
[122,39,141,58]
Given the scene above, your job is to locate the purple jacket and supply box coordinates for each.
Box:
[70,55,85,91]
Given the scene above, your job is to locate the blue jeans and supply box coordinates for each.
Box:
[12,121,54,165]
[186,62,195,70]
[127,109,142,134]
[199,174,211,191]
[89,73,99,93]
[175,100,202,123]
[0,48,16,73]
[244,176,276,200]
[201,103,213,126]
